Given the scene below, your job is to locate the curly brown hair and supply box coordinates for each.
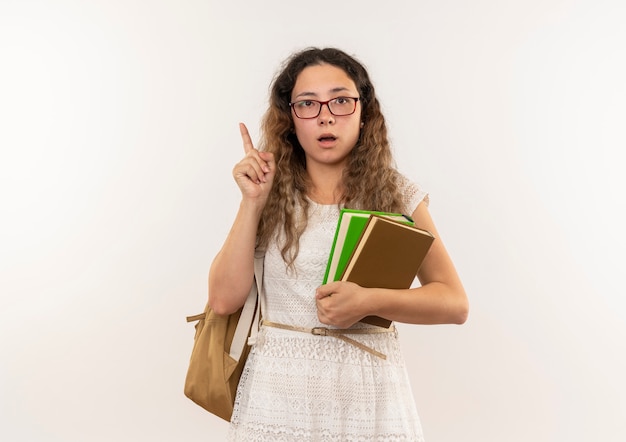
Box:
[257,47,404,267]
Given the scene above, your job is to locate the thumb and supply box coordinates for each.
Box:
[315,284,334,299]
[258,151,275,176]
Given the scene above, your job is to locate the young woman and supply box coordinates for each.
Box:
[209,47,468,441]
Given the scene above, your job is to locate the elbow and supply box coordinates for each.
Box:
[453,296,469,325]
[207,278,230,316]
[207,275,253,316]
[454,307,469,325]
[208,296,233,316]
[208,285,241,316]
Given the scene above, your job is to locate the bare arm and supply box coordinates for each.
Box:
[316,202,468,327]
[208,123,275,315]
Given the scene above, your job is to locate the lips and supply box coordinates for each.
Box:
[318,134,337,142]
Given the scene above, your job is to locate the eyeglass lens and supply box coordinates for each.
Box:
[291,97,357,118]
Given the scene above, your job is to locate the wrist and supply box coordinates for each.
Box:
[239,197,266,217]
[359,286,380,318]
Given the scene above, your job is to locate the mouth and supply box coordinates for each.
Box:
[318,134,337,143]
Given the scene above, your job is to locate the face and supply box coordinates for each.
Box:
[290,64,362,169]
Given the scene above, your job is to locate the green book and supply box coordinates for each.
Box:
[322,209,414,284]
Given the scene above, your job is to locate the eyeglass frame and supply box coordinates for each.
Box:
[288,97,360,119]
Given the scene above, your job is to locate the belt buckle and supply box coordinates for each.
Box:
[311,327,328,336]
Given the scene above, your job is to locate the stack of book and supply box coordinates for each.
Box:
[323,209,435,327]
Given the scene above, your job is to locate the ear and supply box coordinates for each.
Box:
[360,122,364,128]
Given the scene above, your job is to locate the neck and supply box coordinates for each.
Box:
[306,164,344,205]
[308,187,342,205]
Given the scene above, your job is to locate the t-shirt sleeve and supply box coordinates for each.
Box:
[397,173,429,216]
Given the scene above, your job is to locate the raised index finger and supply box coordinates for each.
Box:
[239,122,255,153]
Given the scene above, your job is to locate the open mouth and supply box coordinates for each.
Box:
[318,136,337,142]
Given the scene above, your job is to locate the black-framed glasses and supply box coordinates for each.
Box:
[289,97,360,119]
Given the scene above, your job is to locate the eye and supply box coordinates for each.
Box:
[296,100,315,108]
[333,97,349,105]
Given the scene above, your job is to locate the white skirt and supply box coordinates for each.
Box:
[227,325,425,442]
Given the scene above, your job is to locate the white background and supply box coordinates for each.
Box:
[1,0,625,441]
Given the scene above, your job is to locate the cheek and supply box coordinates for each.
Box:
[293,121,314,143]
[348,120,363,141]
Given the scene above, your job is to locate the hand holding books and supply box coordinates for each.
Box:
[323,209,435,327]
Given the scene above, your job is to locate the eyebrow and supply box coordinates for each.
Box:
[293,86,353,100]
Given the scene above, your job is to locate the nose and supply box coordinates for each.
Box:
[317,103,335,125]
